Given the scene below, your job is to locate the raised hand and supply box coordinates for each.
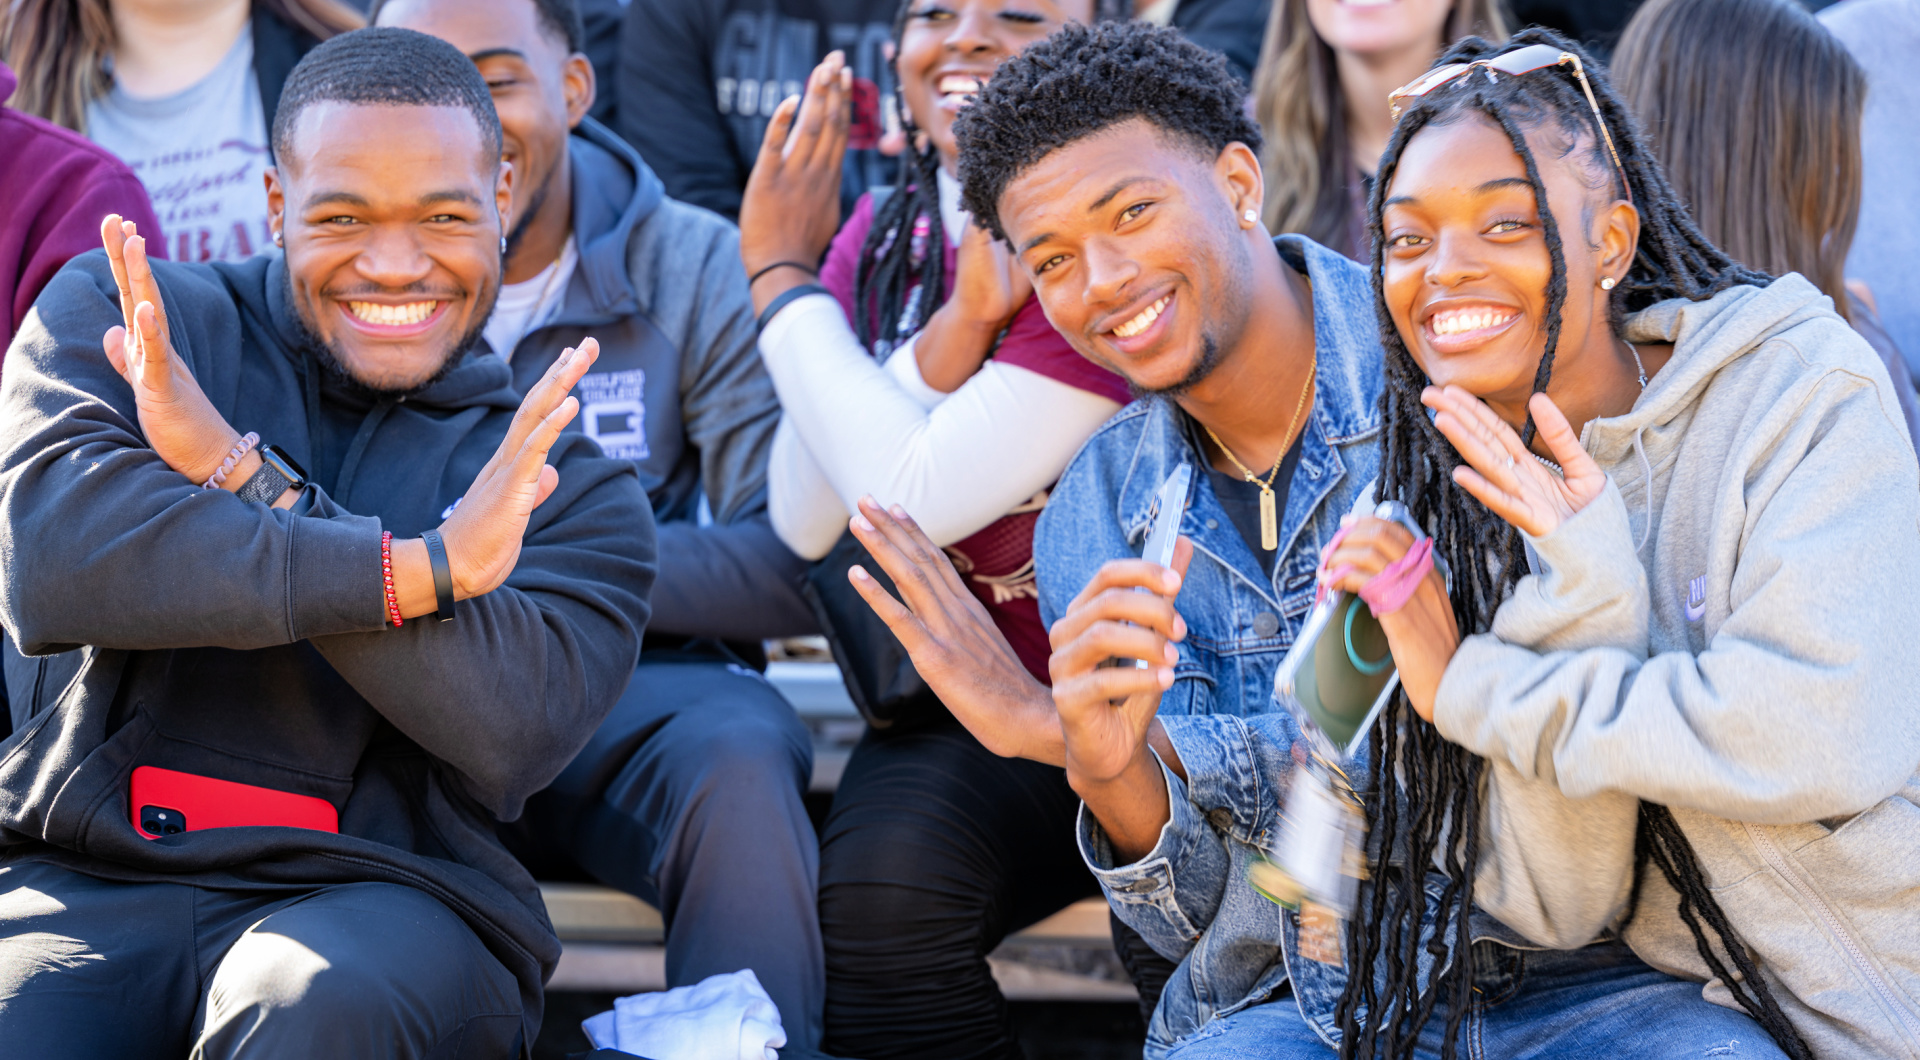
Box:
[738,51,852,311]
[1045,545,1192,788]
[845,496,1064,763]
[1319,515,1459,722]
[914,221,1035,392]
[99,215,248,486]
[422,338,596,606]
[1423,385,1608,538]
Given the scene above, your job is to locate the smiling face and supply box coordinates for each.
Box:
[1305,0,1455,56]
[896,0,1093,167]
[999,118,1265,394]
[1380,114,1635,412]
[267,101,511,393]
[375,0,592,252]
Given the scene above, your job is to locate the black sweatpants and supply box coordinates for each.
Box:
[0,858,523,1058]
[817,717,1103,1060]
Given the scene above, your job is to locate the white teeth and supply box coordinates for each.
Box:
[938,74,985,96]
[1431,307,1514,336]
[347,301,437,327]
[1112,296,1169,339]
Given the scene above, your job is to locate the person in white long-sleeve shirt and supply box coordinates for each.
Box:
[734,2,1139,1053]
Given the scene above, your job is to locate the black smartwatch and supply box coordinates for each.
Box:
[234,444,309,506]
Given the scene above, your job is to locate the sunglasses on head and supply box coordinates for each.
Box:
[1387,42,1631,205]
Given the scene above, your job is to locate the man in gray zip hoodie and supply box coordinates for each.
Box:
[0,29,653,1057]
[376,0,828,1047]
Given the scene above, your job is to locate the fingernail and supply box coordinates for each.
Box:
[850,565,869,581]
[1173,616,1187,640]
[558,347,573,365]
[853,515,874,532]
[1164,570,1181,591]
[1158,667,1175,689]
[1163,644,1178,664]
[889,505,907,520]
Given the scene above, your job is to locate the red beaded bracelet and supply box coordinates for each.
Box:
[381,531,404,628]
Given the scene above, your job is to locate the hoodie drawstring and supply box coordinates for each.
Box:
[1632,427,1654,554]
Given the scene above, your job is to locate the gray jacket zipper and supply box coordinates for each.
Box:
[1743,821,1920,1047]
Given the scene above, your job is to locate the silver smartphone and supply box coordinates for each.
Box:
[1133,462,1192,669]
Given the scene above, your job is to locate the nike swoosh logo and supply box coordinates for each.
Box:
[1684,575,1707,622]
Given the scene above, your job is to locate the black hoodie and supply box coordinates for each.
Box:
[0,252,654,1053]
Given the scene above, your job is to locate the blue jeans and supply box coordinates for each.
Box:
[1162,938,1784,1060]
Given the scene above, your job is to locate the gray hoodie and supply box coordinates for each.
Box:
[1435,273,1920,1057]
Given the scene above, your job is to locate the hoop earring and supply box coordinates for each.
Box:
[1600,276,1616,290]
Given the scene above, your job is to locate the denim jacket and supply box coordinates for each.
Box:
[1033,237,1602,1056]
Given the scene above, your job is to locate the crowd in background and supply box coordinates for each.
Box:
[0,0,1916,1058]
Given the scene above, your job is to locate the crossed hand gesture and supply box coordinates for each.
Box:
[94,215,597,615]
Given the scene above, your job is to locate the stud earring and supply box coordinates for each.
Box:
[500,236,508,255]
[1600,276,1617,290]
[272,230,283,248]
[1243,209,1259,226]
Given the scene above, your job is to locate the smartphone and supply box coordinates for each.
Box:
[1273,501,1431,758]
[130,765,340,839]
[1133,463,1193,669]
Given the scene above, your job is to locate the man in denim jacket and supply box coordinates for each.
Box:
[842,22,1798,1060]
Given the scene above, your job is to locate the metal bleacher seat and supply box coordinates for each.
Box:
[539,655,1134,1003]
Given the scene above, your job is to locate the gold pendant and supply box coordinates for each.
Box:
[1259,485,1278,551]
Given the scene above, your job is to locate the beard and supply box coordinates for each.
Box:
[1132,332,1226,400]
[283,267,496,401]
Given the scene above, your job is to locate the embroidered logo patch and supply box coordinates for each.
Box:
[1684,575,1708,622]
[577,369,649,461]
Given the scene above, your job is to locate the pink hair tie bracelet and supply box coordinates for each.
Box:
[1358,537,1435,617]
[203,432,260,489]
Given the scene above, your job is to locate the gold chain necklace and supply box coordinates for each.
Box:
[1201,355,1315,551]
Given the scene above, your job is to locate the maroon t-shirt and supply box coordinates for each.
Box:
[820,192,1130,682]
[0,63,164,359]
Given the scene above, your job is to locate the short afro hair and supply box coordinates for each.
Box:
[955,21,1261,241]
[369,0,586,55]
[271,27,503,166]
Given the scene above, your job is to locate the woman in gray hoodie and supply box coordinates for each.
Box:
[1320,29,1920,1060]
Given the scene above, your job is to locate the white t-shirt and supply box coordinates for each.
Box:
[87,32,271,263]
[483,237,579,362]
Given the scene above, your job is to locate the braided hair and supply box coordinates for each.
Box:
[1352,26,1802,1060]
[852,0,1127,356]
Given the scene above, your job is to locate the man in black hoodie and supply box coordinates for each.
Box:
[374,0,827,1049]
[0,28,652,1058]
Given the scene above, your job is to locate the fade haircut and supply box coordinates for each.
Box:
[271,27,504,166]
[368,0,587,55]
[1352,27,1797,1060]
[954,21,1261,243]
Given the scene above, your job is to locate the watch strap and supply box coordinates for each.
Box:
[422,529,457,622]
[234,453,294,505]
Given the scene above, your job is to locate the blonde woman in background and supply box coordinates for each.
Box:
[1,0,360,263]
[1252,0,1504,258]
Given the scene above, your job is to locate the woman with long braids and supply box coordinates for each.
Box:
[1319,27,1920,1058]
[736,1,1140,1055]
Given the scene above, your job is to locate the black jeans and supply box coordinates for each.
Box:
[0,858,523,1058]
[818,716,1106,1060]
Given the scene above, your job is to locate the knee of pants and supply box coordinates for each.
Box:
[201,883,520,1051]
[657,687,814,802]
[819,813,999,957]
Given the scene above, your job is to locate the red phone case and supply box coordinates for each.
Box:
[130,765,339,838]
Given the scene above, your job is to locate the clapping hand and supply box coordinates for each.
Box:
[99,215,251,487]
[915,222,1034,392]
[739,51,852,311]
[1424,385,1607,538]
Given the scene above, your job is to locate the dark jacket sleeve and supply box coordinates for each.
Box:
[616,0,749,218]
[0,257,390,654]
[308,433,653,818]
[650,508,816,639]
